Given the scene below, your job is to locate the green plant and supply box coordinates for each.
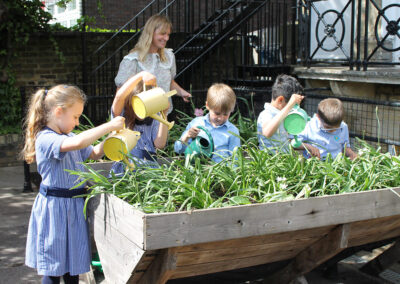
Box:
[71,138,400,215]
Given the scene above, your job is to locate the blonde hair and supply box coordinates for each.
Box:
[206,83,236,113]
[317,98,344,127]
[21,85,86,164]
[130,14,172,62]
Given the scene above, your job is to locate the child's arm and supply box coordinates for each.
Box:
[174,119,199,154]
[112,71,156,117]
[153,106,170,149]
[296,143,321,159]
[262,94,304,137]
[345,147,358,161]
[180,127,200,144]
[60,116,125,153]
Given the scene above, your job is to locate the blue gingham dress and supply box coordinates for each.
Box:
[25,127,93,276]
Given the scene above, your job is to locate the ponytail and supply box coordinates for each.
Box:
[21,85,86,163]
[21,89,47,164]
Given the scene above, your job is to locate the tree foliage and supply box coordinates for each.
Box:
[0,0,53,134]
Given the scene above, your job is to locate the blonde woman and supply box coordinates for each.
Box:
[115,14,191,114]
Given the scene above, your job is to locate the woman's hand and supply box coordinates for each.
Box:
[179,89,192,102]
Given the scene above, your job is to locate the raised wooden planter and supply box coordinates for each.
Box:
[87,163,400,284]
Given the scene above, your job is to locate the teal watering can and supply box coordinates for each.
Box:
[283,104,310,148]
[184,126,214,165]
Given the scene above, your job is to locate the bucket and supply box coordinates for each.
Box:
[103,128,141,161]
[132,87,176,129]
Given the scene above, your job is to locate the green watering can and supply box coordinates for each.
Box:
[184,126,214,165]
[283,104,310,148]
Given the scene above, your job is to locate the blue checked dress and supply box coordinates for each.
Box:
[25,127,93,276]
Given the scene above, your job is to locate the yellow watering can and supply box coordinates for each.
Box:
[132,86,176,130]
[103,128,141,162]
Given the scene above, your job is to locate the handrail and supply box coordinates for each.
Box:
[90,0,158,57]
[174,1,242,55]
[176,0,267,78]
[90,0,179,75]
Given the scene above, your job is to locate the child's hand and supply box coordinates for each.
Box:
[140,71,157,86]
[304,144,320,159]
[187,127,200,139]
[288,93,304,108]
[109,116,125,131]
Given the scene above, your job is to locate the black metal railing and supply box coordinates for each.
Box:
[81,0,296,123]
[298,0,400,70]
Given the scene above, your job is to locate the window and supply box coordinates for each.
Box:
[47,4,54,14]
[58,5,66,13]
[70,19,77,26]
[68,0,76,11]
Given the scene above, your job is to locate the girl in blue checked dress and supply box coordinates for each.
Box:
[22,85,125,284]
[110,71,169,174]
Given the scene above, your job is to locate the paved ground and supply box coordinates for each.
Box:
[0,165,398,284]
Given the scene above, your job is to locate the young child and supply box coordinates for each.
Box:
[296,98,357,160]
[257,74,304,152]
[110,70,169,174]
[174,83,241,163]
[22,85,125,283]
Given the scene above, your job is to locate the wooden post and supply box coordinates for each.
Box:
[264,224,350,284]
[137,248,177,284]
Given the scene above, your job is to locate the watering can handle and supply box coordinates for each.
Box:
[197,126,214,152]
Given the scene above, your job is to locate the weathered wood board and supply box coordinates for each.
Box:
[86,162,400,284]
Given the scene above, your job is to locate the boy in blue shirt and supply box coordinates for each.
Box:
[174,83,240,162]
[296,98,357,160]
[257,74,304,152]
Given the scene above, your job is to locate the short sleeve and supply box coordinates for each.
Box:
[80,145,94,161]
[171,52,177,78]
[343,123,350,147]
[115,58,138,88]
[37,131,67,160]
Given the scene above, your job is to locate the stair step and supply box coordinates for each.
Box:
[224,78,274,88]
[236,65,291,77]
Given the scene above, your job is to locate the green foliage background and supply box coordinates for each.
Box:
[0,0,53,134]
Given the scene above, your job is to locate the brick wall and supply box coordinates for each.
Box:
[13,32,136,88]
[85,0,151,29]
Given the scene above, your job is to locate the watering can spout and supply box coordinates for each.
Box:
[150,112,175,130]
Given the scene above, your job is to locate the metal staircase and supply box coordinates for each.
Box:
[80,0,296,123]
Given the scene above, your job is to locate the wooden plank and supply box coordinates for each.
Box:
[92,219,146,284]
[176,225,334,253]
[264,224,350,284]
[89,193,145,248]
[170,250,299,279]
[347,215,400,247]
[175,237,318,266]
[144,188,400,250]
[138,248,177,284]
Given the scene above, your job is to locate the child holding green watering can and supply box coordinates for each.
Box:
[174,83,241,163]
[257,74,304,153]
[296,98,358,160]
[110,71,170,174]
